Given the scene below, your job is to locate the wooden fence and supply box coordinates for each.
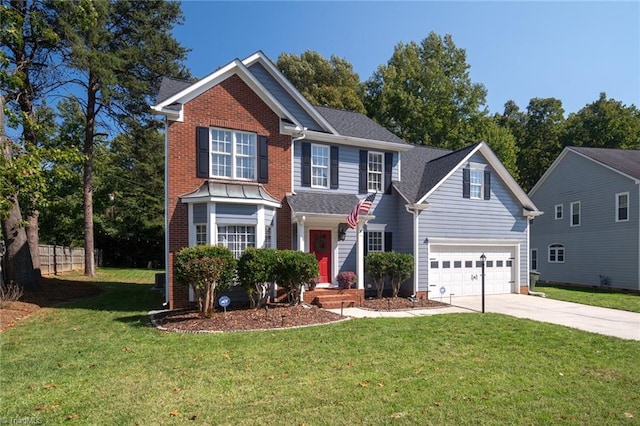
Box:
[39,245,85,276]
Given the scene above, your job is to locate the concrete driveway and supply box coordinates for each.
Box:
[450,294,640,341]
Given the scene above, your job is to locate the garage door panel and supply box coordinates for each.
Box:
[429,245,515,297]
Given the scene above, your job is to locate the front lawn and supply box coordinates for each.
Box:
[537,284,640,313]
[1,270,639,425]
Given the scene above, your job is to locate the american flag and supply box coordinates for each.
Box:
[347,193,377,229]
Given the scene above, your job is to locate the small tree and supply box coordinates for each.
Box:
[237,248,277,309]
[272,251,319,305]
[386,252,414,298]
[174,245,236,317]
[365,252,389,299]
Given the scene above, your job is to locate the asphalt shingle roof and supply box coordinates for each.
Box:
[156,77,192,105]
[395,144,479,203]
[287,192,359,215]
[570,147,640,180]
[314,106,407,145]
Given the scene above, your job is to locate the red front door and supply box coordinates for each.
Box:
[310,230,331,283]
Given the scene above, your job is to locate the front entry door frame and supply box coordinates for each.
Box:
[310,229,332,283]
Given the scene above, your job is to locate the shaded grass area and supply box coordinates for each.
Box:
[537,284,640,313]
[1,271,639,425]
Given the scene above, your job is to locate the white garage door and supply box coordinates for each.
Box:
[429,246,515,297]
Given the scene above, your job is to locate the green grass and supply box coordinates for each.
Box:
[537,284,640,313]
[1,269,639,425]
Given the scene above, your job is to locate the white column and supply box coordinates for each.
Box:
[356,224,364,290]
[297,216,306,252]
[256,206,265,248]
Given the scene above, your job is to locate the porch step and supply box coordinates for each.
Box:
[308,289,359,309]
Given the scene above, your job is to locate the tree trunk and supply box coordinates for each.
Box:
[26,211,41,277]
[83,72,98,276]
[1,95,36,289]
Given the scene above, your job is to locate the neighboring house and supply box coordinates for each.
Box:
[529,147,640,291]
[151,51,541,309]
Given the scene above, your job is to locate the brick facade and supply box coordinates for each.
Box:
[166,74,292,309]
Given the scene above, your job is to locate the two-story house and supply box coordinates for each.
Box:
[529,147,640,291]
[151,51,541,309]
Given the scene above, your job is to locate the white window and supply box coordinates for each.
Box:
[311,144,329,188]
[531,249,538,270]
[548,244,565,263]
[616,192,629,222]
[264,226,272,248]
[570,201,580,226]
[210,128,256,180]
[217,225,256,258]
[368,152,383,192]
[367,231,383,253]
[195,224,208,246]
[555,204,563,220]
[470,170,483,199]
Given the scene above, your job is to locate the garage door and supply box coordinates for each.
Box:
[429,246,515,297]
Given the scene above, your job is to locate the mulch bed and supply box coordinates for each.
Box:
[153,297,449,333]
[0,278,101,332]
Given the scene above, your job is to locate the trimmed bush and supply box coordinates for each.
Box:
[237,248,278,309]
[386,252,414,298]
[174,245,236,317]
[365,252,390,299]
[271,250,319,305]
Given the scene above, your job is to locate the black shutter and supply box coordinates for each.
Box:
[196,126,210,178]
[359,150,368,194]
[384,232,393,252]
[301,142,311,187]
[330,146,339,189]
[484,170,491,200]
[363,232,368,256]
[462,168,470,199]
[384,152,393,194]
[257,135,268,183]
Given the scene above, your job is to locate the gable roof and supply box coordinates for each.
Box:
[570,147,640,180]
[529,146,640,195]
[395,142,540,215]
[156,77,192,104]
[314,106,406,145]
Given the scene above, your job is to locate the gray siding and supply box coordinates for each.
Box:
[418,153,529,292]
[530,151,639,290]
[248,62,323,131]
[293,140,399,194]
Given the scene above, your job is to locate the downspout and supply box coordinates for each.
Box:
[163,116,170,307]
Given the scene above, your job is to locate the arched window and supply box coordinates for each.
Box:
[548,244,565,263]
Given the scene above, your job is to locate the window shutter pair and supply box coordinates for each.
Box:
[462,168,491,200]
[195,127,268,182]
[359,150,393,194]
[363,232,392,256]
[301,142,338,189]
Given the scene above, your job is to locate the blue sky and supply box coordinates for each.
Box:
[173,1,639,116]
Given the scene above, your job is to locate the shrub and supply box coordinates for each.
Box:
[237,248,278,309]
[0,281,24,309]
[336,271,357,289]
[386,252,414,298]
[365,252,389,299]
[271,250,319,305]
[174,245,236,317]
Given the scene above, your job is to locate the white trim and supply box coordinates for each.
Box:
[530,147,640,196]
[548,243,565,263]
[162,117,170,305]
[299,128,412,152]
[367,151,384,192]
[181,196,280,209]
[531,248,538,271]
[416,142,541,215]
[570,201,581,227]
[615,191,629,222]
[151,58,300,128]
[554,204,563,220]
[242,52,338,134]
[310,143,330,189]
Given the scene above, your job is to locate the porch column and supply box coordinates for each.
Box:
[297,216,305,252]
[356,224,364,290]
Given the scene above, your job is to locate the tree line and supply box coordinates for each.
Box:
[2,1,639,290]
